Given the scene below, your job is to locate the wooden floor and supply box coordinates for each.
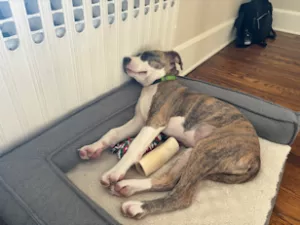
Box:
[188,31,300,225]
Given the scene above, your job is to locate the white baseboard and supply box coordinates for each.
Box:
[174,19,235,76]
[273,8,300,35]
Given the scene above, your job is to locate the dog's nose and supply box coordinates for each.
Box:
[123,57,131,66]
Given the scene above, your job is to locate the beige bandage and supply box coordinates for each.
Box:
[135,137,180,176]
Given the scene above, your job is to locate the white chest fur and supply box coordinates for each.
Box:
[136,84,158,121]
[136,85,197,147]
[135,84,215,148]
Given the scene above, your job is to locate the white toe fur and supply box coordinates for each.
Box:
[78,145,96,160]
[116,179,152,196]
[122,201,144,217]
[110,185,121,196]
[78,152,89,160]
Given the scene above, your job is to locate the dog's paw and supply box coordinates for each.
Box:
[78,142,106,160]
[100,169,126,187]
[121,201,147,219]
[111,179,152,197]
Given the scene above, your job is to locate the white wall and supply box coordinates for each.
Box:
[271,0,300,12]
[173,0,246,76]
[271,0,300,35]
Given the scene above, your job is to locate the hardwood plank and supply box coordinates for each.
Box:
[274,163,300,225]
[269,212,293,225]
[187,31,300,225]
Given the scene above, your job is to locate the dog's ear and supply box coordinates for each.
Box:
[166,51,183,70]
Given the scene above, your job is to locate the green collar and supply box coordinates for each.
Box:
[152,75,177,85]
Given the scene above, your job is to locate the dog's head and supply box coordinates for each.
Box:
[123,50,183,86]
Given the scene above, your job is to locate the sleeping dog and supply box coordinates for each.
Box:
[78,50,261,219]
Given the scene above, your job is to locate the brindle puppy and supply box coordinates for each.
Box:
[78,50,260,219]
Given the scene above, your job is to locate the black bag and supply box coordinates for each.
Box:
[234,0,277,47]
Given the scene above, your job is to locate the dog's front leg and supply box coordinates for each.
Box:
[101,126,165,187]
[79,116,144,160]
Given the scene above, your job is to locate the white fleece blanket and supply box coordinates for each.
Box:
[67,138,290,225]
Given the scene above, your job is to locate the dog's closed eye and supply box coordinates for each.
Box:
[141,52,156,61]
[149,60,164,69]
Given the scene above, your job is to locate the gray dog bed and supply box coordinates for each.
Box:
[0,77,299,225]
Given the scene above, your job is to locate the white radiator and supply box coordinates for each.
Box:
[0,0,179,152]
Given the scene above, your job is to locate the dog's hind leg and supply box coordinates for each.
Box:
[121,132,260,219]
[206,154,260,184]
[121,142,216,219]
[111,148,192,197]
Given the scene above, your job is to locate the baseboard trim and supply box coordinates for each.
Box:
[174,19,235,76]
[273,8,300,35]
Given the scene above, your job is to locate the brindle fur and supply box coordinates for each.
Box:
[125,51,260,218]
